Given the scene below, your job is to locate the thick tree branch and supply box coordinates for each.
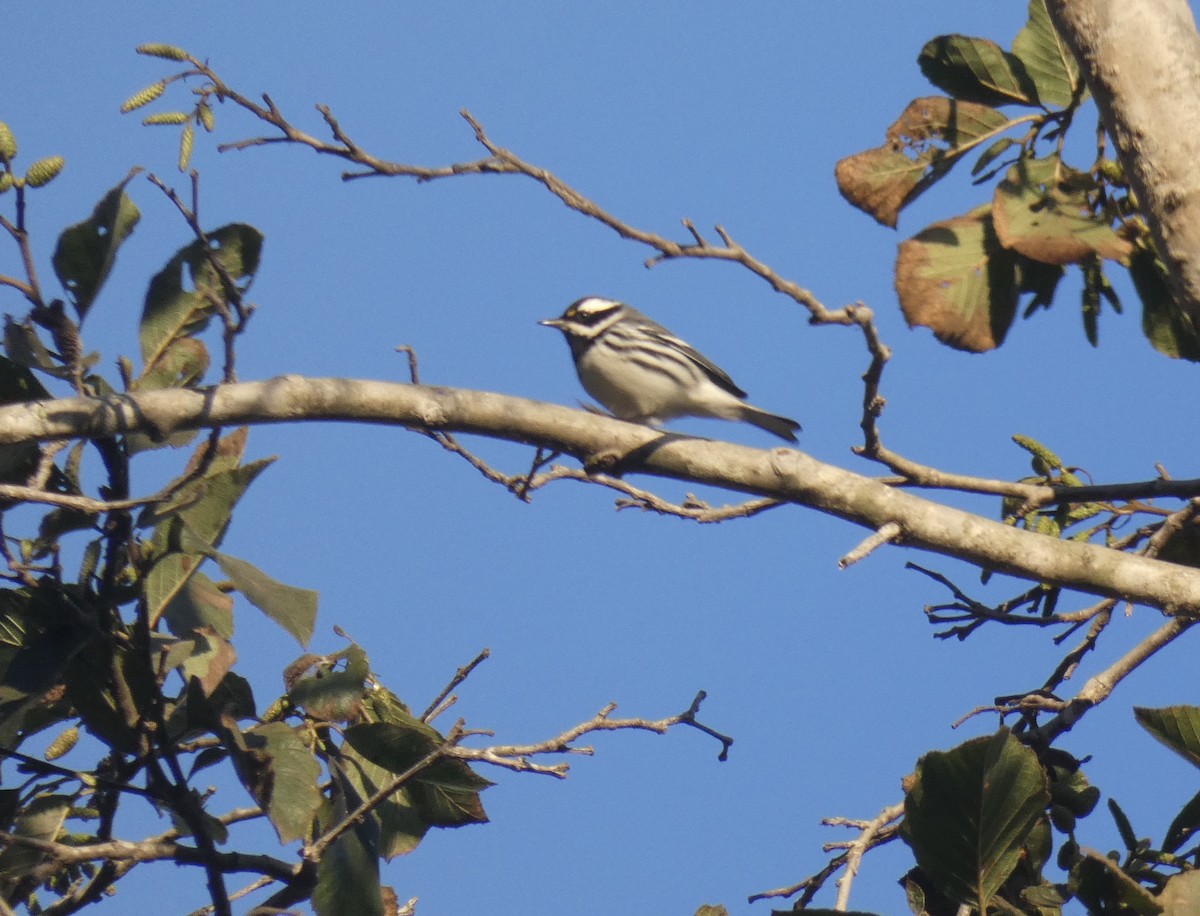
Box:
[2,377,1200,614]
[1047,0,1200,323]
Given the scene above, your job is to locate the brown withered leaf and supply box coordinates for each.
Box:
[836,147,927,230]
[895,207,1018,352]
[836,96,1012,227]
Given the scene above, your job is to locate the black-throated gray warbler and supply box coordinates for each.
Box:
[540,296,800,442]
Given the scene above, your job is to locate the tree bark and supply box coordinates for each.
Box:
[1047,0,1200,323]
[5,375,1199,614]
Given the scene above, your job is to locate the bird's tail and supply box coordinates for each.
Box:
[739,405,801,442]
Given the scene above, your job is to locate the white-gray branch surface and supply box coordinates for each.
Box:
[2,375,1198,613]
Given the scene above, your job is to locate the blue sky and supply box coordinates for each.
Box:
[5,3,1200,914]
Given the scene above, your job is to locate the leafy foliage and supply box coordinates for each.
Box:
[838,0,1198,359]
[0,149,493,914]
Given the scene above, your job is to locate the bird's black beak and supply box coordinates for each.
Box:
[539,318,565,329]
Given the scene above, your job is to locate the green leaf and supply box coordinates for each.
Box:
[31,506,95,559]
[895,206,1018,352]
[168,796,230,846]
[992,157,1132,266]
[1109,797,1140,851]
[1134,706,1200,769]
[1163,787,1200,854]
[143,457,274,627]
[902,729,1051,910]
[1131,249,1200,361]
[1022,884,1065,909]
[0,588,84,749]
[178,627,237,697]
[972,135,1018,178]
[918,35,1039,107]
[1082,259,1102,345]
[177,671,257,735]
[313,779,385,916]
[405,757,492,828]
[344,713,445,767]
[285,645,369,721]
[246,721,322,844]
[64,639,156,754]
[340,740,431,859]
[139,223,263,379]
[1,585,92,696]
[0,353,50,405]
[136,336,210,391]
[1048,764,1100,818]
[176,459,273,546]
[343,720,492,829]
[1016,255,1064,316]
[52,173,141,322]
[162,571,234,641]
[1011,0,1082,109]
[4,316,59,374]
[835,97,1015,228]
[0,795,70,879]
[216,552,317,648]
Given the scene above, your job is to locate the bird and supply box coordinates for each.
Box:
[540,296,800,442]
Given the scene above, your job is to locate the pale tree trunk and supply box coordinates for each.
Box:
[1047,0,1200,323]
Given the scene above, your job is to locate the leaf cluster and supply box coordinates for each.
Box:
[895,724,1200,916]
[764,724,1200,915]
[0,146,492,914]
[836,0,1198,360]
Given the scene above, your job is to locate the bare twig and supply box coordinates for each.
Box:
[513,446,560,502]
[146,171,253,385]
[0,745,153,799]
[830,803,905,910]
[749,803,902,909]
[0,484,153,514]
[2,831,295,886]
[910,564,1066,637]
[537,465,782,522]
[1034,614,1198,743]
[185,875,276,916]
[453,690,732,776]
[1043,600,1115,688]
[839,521,902,568]
[395,343,421,383]
[303,736,456,863]
[1142,497,1200,559]
[0,184,46,308]
[420,647,491,722]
